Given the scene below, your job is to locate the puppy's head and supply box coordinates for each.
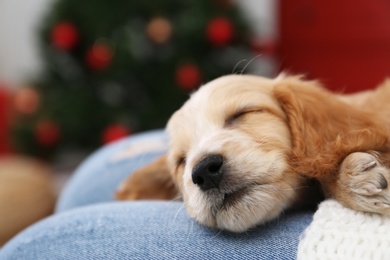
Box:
[166,75,304,232]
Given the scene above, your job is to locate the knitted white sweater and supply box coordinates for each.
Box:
[297,199,390,260]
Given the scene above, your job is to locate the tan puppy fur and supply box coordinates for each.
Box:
[116,156,178,200]
[117,75,390,232]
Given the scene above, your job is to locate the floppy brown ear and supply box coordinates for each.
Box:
[273,77,389,179]
[115,155,180,201]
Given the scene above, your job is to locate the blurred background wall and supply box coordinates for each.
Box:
[0,0,53,86]
[0,0,279,158]
[279,0,390,92]
[0,0,276,87]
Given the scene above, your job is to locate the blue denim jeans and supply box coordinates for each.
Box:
[0,130,314,259]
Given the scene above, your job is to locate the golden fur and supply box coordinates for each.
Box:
[116,74,390,232]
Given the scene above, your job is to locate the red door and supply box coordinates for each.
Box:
[279,1,390,92]
[0,86,10,154]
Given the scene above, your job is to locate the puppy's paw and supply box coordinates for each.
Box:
[114,155,179,201]
[336,152,390,215]
[115,179,137,200]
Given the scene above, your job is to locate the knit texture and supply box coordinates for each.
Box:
[297,199,390,260]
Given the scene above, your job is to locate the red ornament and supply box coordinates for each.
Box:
[206,17,234,46]
[14,87,40,115]
[86,43,113,71]
[146,17,173,44]
[51,22,79,50]
[175,64,202,91]
[102,124,130,144]
[35,120,61,147]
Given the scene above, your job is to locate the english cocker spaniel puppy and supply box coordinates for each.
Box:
[116,74,390,232]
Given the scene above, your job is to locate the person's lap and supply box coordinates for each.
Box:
[0,130,314,259]
[56,129,168,212]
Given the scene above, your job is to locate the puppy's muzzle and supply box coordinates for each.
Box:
[192,154,224,191]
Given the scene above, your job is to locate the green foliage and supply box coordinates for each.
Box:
[12,0,256,157]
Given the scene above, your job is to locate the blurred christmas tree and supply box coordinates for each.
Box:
[12,0,259,157]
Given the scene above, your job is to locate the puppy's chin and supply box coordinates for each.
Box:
[184,181,299,232]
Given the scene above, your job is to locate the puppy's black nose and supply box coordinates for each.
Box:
[192,154,224,191]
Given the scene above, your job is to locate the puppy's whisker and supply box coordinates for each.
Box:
[232,59,248,74]
[172,202,187,224]
[211,230,223,239]
[167,195,183,203]
[240,54,262,75]
[187,219,195,239]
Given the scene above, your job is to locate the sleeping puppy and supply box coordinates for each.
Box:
[116,74,390,232]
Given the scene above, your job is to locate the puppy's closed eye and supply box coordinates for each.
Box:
[177,156,186,168]
[225,108,264,126]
